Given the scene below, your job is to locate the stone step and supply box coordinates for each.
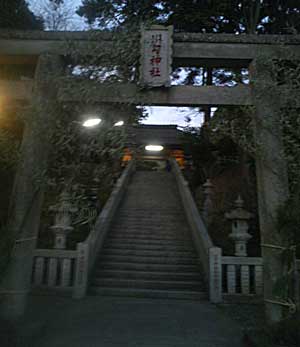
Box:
[103,242,195,252]
[99,254,199,265]
[98,261,200,273]
[119,207,181,212]
[120,203,183,208]
[92,278,204,291]
[102,248,197,258]
[111,224,190,231]
[117,209,183,215]
[117,216,186,222]
[89,170,206,301]
[108,232,191,240]
[89,287,207,300]
[94,269,202,281]
[107,235,192,242]
[111,223,189,228]
[117,209,185,214]
[110,226,190,233]
[105,238,194,248]
[116,218,186,224]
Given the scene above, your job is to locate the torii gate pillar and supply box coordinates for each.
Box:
[251,60,290,322]
[0,54,65,320]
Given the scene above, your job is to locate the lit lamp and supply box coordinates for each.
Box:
[82,118,102,128]
[114,121,124,127]
[145,145,164,152]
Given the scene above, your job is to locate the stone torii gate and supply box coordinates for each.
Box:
[0,30,299,322]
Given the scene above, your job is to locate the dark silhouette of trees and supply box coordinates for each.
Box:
[77,0,300,34]
[0,0,43,29]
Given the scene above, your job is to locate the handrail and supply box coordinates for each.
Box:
[73,160,136,298]
[87,159,136,271]
[171,159,214,284]
[222,256,263,266]
[34,249,77,259]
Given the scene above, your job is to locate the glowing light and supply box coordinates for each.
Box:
[82,118,102,127]
[114,121,124,127]
[145,145,164,152]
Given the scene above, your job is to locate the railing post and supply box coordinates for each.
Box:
[73,242,89,299]
[209,247,222,303]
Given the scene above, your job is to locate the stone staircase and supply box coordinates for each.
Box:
[90,168,206,300]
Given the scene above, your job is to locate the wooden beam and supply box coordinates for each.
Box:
[58,82,252,106]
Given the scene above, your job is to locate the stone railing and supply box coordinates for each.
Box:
[211,255,300,303]
[222,256,263,297]
[172,159,266,304]
[209,250,263,303]
[32,249,77,292]
[171,159,216,298]
[73,160,135,298]
[32,160,136,297]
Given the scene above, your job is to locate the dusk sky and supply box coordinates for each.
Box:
[27,0,204,127]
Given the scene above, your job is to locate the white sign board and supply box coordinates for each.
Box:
[140,26,173,88]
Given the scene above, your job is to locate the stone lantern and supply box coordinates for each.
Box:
[49,191,77,249]
[202,179,214,226]
[225,196,253,257]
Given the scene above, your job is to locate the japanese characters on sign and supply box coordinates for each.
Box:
[140,26,173,88]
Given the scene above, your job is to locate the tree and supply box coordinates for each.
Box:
[77,0,162,28]
[77,0,300,34]
[32,0,79,31]
[0,0,43,29]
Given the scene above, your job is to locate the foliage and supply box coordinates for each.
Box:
[78,0,162,28]
[208,107,256,157]
[67,25,142,84]
[0,129,20,171]
[0,108,23,226]
[0,0,43,29]
[78,0,300,34]
[37,103,127,248]
[181,125,260,256]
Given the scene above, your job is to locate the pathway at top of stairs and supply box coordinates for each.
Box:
[90,169,206,300]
